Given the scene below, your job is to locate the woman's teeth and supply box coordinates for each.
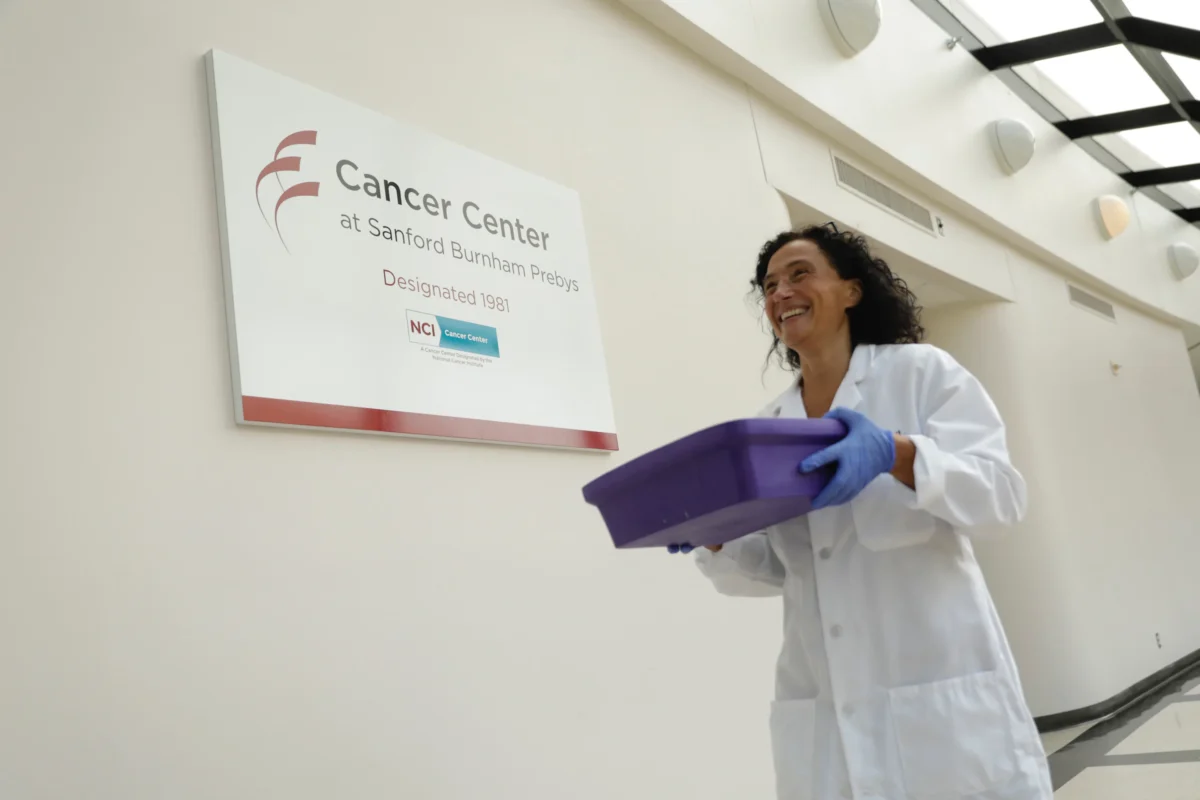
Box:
[780,307,810,322]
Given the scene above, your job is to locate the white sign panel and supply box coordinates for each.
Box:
[205,50,617,450]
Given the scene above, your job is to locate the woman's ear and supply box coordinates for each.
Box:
[846,280,863,309]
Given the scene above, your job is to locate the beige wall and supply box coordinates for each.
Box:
[0,1,792,798]
[924,254,1200,715]
[5,0,1200,798]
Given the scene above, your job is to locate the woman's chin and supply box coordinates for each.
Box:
[780,327,814,353]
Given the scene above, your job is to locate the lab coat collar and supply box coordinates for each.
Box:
[770,346,875,419]
[828,344,873,413]
[799,345,872,416]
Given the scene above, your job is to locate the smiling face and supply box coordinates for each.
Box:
[761,238,861,358]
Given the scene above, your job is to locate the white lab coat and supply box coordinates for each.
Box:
[695,344,1052,800]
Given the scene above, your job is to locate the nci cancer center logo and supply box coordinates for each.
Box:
[407,311,500,359]
[254,130,320,252]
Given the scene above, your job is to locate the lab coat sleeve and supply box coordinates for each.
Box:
[692,532,785,597]
[905,348,1029,529]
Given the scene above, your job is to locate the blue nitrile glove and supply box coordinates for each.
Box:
[667,543,694,554]
[800,407,896,510]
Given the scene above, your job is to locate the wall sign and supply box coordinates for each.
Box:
[205,50,617,450]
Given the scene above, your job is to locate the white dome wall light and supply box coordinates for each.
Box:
[989,119,1036,175]
[1095,195,1131,240]
[819,0,882,58]
[1168,242,1199,281]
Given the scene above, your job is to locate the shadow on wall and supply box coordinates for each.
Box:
[1187,330,1200,394]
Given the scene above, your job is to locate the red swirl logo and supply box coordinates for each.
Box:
[255,130,320,252]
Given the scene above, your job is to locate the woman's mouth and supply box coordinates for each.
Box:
[779,306,811,323]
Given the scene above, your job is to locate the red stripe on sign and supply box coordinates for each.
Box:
[241,397,619,451]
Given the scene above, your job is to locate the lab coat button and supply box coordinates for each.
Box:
[830,624,843,638]
[772,406,782,417]
[818,546,832,560]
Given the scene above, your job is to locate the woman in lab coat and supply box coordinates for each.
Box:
[692,225,1052,800]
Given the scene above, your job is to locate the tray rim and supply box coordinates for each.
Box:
[581,417,845,505]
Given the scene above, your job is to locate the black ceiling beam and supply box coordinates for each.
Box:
[1176,208,1200,223]
[1117,17,1200,59]
[972,17,1200,71]
[971,23,1118,70]
[1055,104,1180,138]
[1122,162,1200,187]
[1054,99,1200,139]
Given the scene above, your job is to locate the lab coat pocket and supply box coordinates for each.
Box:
[851,477,935,551]
[769,699,818,800]
[889,671,1018,798]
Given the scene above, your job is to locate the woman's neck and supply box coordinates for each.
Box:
[797,335,854,419]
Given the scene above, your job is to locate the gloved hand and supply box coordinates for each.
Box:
[800,407,896,510]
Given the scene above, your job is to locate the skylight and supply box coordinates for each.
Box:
[1165,54,1200,98]
[915,0,1200,223]
[1117,123,1200,168]
[958,0,1102,41]
[1035,47,1167,117]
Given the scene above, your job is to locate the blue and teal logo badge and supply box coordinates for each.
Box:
[407,310,500,358]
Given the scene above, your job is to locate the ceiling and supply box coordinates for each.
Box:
[910,0,1200,223]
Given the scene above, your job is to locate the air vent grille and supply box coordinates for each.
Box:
[1068,285,1116,321]
[832,155,936,234]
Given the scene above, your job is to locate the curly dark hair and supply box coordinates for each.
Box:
[752,223,924,371]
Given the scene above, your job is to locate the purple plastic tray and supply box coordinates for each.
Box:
[582,418,847,549]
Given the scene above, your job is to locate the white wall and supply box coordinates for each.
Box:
[924,260,1200,715]
[5,1,1200,798]
[0,1,796,798]
[755,97,1017,303]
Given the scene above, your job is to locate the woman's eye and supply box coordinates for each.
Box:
[791,269,807,281]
